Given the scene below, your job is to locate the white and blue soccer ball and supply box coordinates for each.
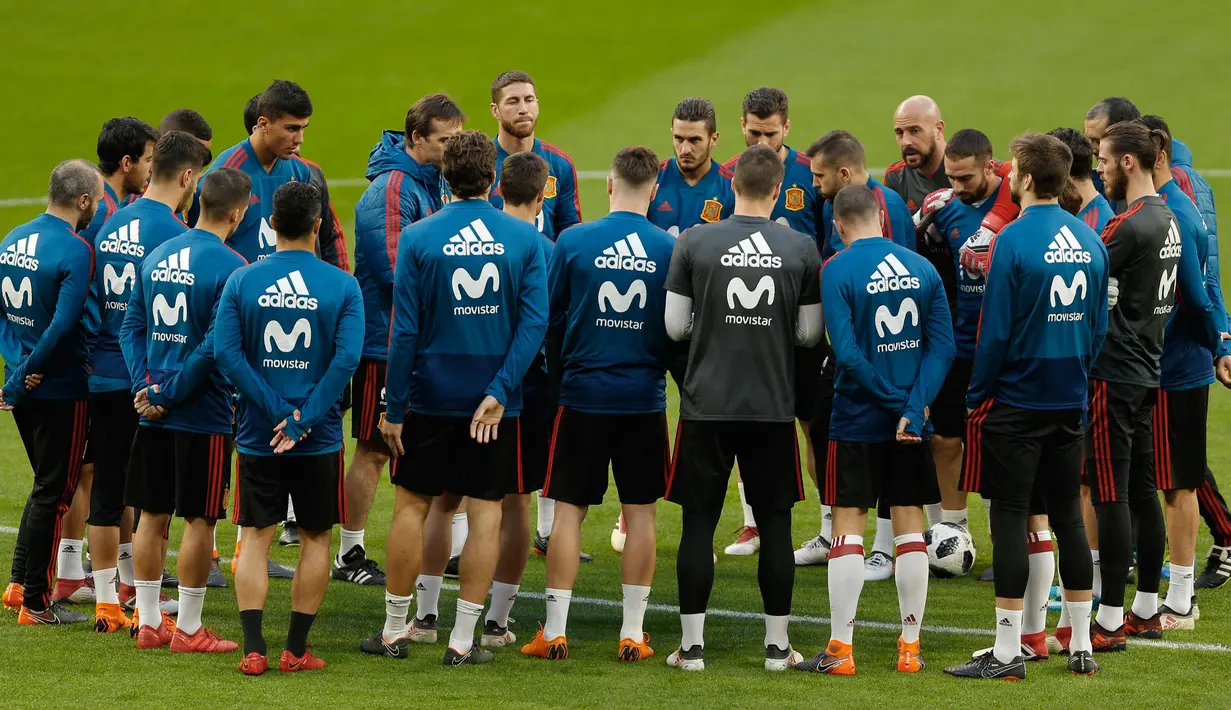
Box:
[925,522,976,578]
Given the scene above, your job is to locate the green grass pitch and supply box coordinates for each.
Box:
[1,1,1230,706]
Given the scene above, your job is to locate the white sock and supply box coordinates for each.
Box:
[894,533,928,643]
[1067,599,1093,654]
[993,607,1023,663]
[450,513,469,559]
[285,499,296,524]
[924,504,943,528]
[93,567,118,605]
[57,538,84,580]
[1056,580,1071,629]
[1095,604,1122,631]
[828,535,864,644]
[739,483,756,528]
[449,598,484,653]
[1023,530,1055,635]
[1164,563,1195,614]
[1130,591,1158,620]
[872,519,894,557]
[543,587,572,640]
[415,575,442,620]
[212,527,217,554]
[680,612,705,650]
[135,578,162,628]
[820,504,833,540]
[177,586,206,635]
[620,584,650,641]
[486,581,519,628]
[941,508,969,529]
[383,592,412,641]
[1090,549,1102,599]
[117,543,135,586]
[536,493,555,538]
[236,526,243,543]
[339,528,364,559]
[764,614,789,650]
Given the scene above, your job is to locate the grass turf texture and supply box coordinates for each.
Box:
[2,0,1231,706]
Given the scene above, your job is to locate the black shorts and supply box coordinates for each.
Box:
[666,419,803,512]
[125,426,233,520]
[931,358,973,439]
[1083,379,1156,505]
[390,413,522,501]
[794,345,826,422]
[233,450,345,530]
[520,406,550,494]
[542,407,669,507]
[807,359,835,477]
[824,440,939,509]
[962,400,1085,509]
[1156,386,1208,492]
[87,390,139,526]
[351,358,389,452]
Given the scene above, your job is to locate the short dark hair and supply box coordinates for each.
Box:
[1136,115,1172,160]
[1086,96,1140,125]
[1103,120,1164,171]
[945,128,994,163]
[150,131,212,183]
[158,109,212,142]
[243,94,260,135]
[199,168,253,222]
[271,181,321,239]
[491,70,535,103]
[48,159,101,208]
[499,152,549,207]
[832,184,880,224]
[805,130,866,170]
[673,97,717,135]
[442,130,497,199]
[1010,132,1073,200]
[742,87,789,121]
[257,79,313,123]
[732,145,784,199]
[1047,127,1094,180]
[406,93,465,139]
[97,117,159,176]
[612,146,660,189]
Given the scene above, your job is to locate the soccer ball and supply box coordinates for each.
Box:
[925,522,975,578]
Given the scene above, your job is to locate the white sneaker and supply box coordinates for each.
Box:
[764,645,803,671]
[864,550,894,581]
[723,526,760,556]
[611,514,627,554]
[480,620,517,648]
[666,645,705,671]
[407,615,439,644]
[794,534,831,566]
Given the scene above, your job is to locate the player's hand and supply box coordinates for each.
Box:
[915,188,954,227]
[133,386,167,420]
[271,409,307,454]
[1107,276,1119,309]
[958,225,996,277]
[1216,356,1231,388]
[471,395,505,444]
[896,417,922,444]
[379,412,405,459]
[0,391,11,411]
[24,373,43,391]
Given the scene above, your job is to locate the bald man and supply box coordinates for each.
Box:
[885,97,949,213]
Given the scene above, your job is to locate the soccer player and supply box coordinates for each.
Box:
[649,98,735,237]
[118,168,253,651]
[341,94,464,587]
[0,159,102,624]
[1084,121,1190,652]
[215,182,363,674]
[80,117,159,242]
[367,130,547,666]
[520,146,674,662]
[1048,128,1116,232]
[1083,97,1141,200]
[945,132,1107,680]
[663,145,822,672]
[885,96,951,213]
[797,183,953,675]
[88,131,210,635]
[160,109,214,156]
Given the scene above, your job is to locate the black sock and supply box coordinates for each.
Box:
[1130,496,1166,594]
[240,609,266,656]
[1095,501,1132,608]
[286,611,317,657]
[678,508,721,615]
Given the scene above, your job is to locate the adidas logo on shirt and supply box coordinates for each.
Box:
[1044,226,1092,264]
[150,247,195,285]
[721,232,782,268]
[258,270,318,310]
[594,233,657,272]
[1159,220,1182,259]
[0,234,40,271]
[866,253,920,294]
[99,220,144,257]
[443,218,505,256]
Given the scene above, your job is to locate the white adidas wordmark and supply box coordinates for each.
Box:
[721,231,781,268]
[151,247,195,285]
[867,253,920,294]
[259,270,318,310]
[1045,226,1092,264]
[595,233,656,272]
[0,234,40,271]
[444,219,505,256]
[1159,220,1182,259]
[100,219,144,257]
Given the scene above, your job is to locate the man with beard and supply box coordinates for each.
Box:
[1083,97,1141,202]
[0,160,103,624]
[649,98,735,237]
[885,96,950,213]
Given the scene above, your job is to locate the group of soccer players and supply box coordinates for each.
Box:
[1,70,1230,682]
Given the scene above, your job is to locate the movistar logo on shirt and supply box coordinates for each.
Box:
[452,263,501,316]
[1,235,40,271]
[2,275,34,327]
[725,275,775,326]
[258,218,278,254]
[258,270,318,310]
[151,247,195,286]
[100,220,144,257]
[596,280,646,330]
[1159,220,1182,259]
[1047,272,1087,323]
[721,232,782,268]
[1044,226,1091,264]
[1156,264,1178,313]
[866,254,920,294]
[103,262,136,297]
[152,292,188,326]
[443,218,505,256]
[595,233,656,272]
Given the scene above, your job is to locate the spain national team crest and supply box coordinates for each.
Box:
[700,199,723,223]
[543,176,558,199]
[785,186,805,211]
